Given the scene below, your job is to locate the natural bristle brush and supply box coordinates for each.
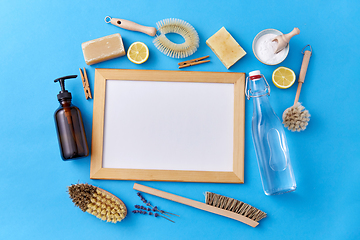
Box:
[68,183,127,223]
[105,16,199,58]
[283,45,312,132]
[133,183,266,227]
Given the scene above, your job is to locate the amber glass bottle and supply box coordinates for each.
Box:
[54,75,89,160]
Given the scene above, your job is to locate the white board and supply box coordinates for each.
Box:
[102,80,234,172]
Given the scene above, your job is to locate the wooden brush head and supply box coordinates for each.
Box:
[68,183,127,223]
[153,18,199,58]
[282,102,310,132]
[205,192,267,222]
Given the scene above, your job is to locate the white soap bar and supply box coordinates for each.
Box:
[82,33,125,65]
[206,27,246,69]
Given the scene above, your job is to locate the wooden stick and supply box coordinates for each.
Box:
[83,68,92,99]
[178,56,210,69]
[79,68,92,100]
[179,60,210,69]
[178,56,209,65]
[294,50,311,104]
[133,183,259,227]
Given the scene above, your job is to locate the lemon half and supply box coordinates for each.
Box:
[127,42,149,64]
[272,67,296,89]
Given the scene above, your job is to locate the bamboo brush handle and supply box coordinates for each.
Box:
[294,50,312,104]
[110,18,157,37]
[133,183,259,227]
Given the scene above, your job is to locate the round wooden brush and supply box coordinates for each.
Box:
[153,18,199,58]
[283,46,312,132]
[68,183,127,223]
[105,16,199,58]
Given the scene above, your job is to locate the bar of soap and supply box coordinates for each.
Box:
[206,27,246,69]
[82,33,125,65]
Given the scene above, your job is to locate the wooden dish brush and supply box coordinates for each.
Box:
[282,45,312,132]
[68,183,127,223]
[133,183,266,227]
[105,17,199,58]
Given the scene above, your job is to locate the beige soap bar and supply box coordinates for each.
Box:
[206,27,246,69]
[82,33,125,65]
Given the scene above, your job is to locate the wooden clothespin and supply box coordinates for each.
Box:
[178,56,210,69]
[79,68,92,100]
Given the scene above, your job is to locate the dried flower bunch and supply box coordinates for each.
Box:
[68,183,127,223]
[132,206,174,223]
[132,192,179,223]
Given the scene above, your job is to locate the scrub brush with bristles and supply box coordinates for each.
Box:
[153,18,199,58]
[283,102,310,132]
[205,192,267,222]
[283,46,312,132]
[68,183,127,223]
[104,17,199,59]
[133,183,266,227]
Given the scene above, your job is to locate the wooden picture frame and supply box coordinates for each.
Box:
[90,69,245,183]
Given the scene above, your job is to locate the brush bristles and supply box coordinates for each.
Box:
[282,102,311,132]
[153,18,199,58]
[205,192,267,222]
[68,183,127,223]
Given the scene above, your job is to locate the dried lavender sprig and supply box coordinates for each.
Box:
[134,204,174,218]
[132,209,175,223]
[154,213,175,223]
[137,192,179,217]
[153,206,180,217]
[136,192,178,217]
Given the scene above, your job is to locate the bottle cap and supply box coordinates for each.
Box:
[248,70,262,80]
[249,70,261,77]
[54,75,77,101]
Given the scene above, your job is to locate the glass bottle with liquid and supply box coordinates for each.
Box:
[246,70,296,195]
[54,75,89,160]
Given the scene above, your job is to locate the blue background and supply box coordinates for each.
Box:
[1,0,359,239]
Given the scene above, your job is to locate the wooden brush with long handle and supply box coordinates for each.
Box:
[105,16,199,58]
[133,183,266,227]
[283,46,312,132]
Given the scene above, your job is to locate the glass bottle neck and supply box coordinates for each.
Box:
[249,77,268,97]
[248,76,273,112]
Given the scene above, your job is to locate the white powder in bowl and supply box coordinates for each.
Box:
[255,33,287,65]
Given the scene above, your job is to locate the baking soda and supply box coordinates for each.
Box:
[255,33,286,64]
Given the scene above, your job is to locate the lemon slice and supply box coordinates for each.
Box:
[127,42,149,64]
[272,67,296,89]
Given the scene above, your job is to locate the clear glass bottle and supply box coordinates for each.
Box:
[54,75,89,160]
[246,70,296,195]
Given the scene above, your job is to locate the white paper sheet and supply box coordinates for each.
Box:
[102,80,234,172]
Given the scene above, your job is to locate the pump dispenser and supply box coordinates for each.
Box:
[54,75,89,160]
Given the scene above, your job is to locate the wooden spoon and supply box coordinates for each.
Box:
[273,28,300,54]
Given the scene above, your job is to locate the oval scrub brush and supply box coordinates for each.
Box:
[283,45,312,132]
[153,18,199,58]
[105,17,199,58]
[68,183,127,223]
